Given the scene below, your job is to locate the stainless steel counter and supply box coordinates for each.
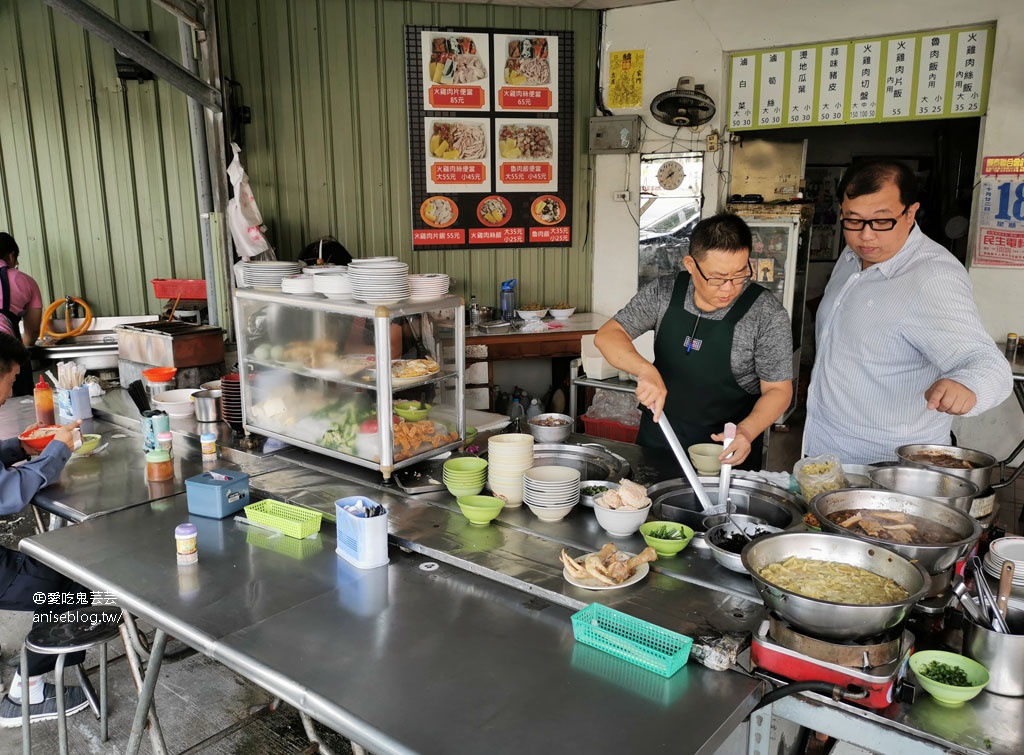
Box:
[21,497,763,755]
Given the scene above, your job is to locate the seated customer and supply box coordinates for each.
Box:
[0,334,87,726]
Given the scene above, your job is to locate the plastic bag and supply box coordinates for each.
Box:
[226,142,273,259]
[792,453,847,501]
[585,389,642,427]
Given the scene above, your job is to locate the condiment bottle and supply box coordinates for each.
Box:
[146,449,174,482]
[200,432,217,460]
[174,523,198,565]
[1006,332,1019,360]
[157,431,174,457]
[34,377,55,426]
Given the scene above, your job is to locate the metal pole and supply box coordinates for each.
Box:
[178,22,219,326]
[41,0,221,112]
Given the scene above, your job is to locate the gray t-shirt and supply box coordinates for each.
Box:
[613,274,793,394]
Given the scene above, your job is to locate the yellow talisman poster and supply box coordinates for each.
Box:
[608,50,644,109]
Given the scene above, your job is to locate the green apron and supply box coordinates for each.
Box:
[636,272,764,470]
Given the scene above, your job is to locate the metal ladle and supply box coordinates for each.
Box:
[718,423,749,541]
[658,415,715,513]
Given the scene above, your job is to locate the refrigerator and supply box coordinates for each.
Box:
[730,208,811,423]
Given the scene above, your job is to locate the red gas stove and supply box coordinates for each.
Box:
[751,616,915,709]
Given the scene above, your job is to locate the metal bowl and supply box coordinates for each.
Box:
[896,444,996,494]
[702,512,767,531]
[526,413,573,443]
[868,466,979,513]
[741,531,930,641]
[811,488,982,575]
[580,480,619,508]
[706,521,782,573]
[648,476,801,534]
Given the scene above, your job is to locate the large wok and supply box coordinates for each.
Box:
[810,488,982,575]
[742,531,930,641]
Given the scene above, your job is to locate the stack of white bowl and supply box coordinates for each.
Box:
[313,271,352,299]
[302,264,347,276]
[408,273,450,301]
[486,433,534,507]
[523,466,580,522]
[281,274,315,295]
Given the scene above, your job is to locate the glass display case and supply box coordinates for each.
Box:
[234,290,465,479]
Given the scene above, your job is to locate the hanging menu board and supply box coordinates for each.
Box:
[406,27,574,249]
[728,23,993,132]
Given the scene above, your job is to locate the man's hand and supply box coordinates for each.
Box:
[711,426,752,467]
[635,366,668,422]
[925,379,977,415]
[52,420,83,451]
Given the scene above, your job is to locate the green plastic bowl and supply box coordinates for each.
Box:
[639,521,695,557]
[443,457,488,474]
[456,495,505,526]
[394,401,431,421]
[73,433,102,456]
[910,650,989,706]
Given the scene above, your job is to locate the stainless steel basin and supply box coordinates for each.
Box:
[32,315,159,371]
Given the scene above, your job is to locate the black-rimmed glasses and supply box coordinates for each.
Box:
[840,205,909,231]
[691,258,752,288]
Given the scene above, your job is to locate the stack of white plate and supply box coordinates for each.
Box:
[348,258,410,304]
[487,433,534,507]
[523,466,580,522]
[302,264,347,276]
[984,536,1024,597]
[281,274,315,295]
[408,273,450,301]
[240,260,302,289]
[313,272,352,300]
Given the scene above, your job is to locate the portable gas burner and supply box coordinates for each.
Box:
[751,616,915,709]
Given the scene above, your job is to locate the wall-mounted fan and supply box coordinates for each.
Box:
[650,77,716,127]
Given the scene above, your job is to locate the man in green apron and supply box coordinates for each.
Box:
[594,213,793,470]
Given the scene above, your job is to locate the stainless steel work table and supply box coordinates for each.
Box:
[21,498,764,755]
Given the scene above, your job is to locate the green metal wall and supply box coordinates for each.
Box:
[218,0,599,311]
[0,0,203,316]
[0,0,598,317]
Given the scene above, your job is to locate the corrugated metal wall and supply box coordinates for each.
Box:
[218,0,599,311]
[0,0,598,317]
[0,0,202,316]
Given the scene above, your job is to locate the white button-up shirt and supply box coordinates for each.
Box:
[804,225,1013,464]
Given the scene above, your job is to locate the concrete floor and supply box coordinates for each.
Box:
[0,407,1020,754]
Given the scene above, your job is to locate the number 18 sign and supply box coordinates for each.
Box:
[974,156,1024,268]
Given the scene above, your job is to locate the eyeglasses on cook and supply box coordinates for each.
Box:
[691,258,753,288]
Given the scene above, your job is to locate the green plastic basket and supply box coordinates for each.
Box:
[570,603,693,678]
[246,528,324,560]
[244,499,322,539]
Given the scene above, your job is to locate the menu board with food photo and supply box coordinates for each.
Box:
[493,34,559,112]
[407,26,574,249]
[421,32,490,111]
[424,117,490,194]
[495,119,558,193]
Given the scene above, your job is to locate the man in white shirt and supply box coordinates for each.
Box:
[804,159,1012,464]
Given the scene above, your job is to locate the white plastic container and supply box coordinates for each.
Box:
[335,497,389,569]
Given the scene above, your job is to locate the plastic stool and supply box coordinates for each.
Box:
[19,610,123,755]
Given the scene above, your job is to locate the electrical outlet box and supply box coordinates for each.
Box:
[588,115,642,154]
[613,191,631,202]
[706,130,720,152]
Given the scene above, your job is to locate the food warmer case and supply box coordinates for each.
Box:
[234,290,465,479]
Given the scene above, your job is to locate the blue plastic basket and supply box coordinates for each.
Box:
[570,603,693,678]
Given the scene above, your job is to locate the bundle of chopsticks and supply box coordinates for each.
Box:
[50,361,86,390]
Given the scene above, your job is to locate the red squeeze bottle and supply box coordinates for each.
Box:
[34,377,56,426]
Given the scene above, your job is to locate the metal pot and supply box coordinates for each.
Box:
[962,609,1024,697]
[741,531,930,641]
[895,444,995,493]
[648,476,802,534]
[192,389,222,423]
[868,466,979,513]
[811,488,982,575]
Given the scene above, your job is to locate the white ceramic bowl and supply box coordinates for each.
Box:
[523,466,580,485]
[152,389,200,417]
[525,501,577,522]
[593,501,652,537]
[548,307,576,319]
[517,309,547,320]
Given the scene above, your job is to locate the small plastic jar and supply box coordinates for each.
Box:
[200,432,217,460]
[146,449,174,482]
[174,522,198,565]
[157,431,174,457]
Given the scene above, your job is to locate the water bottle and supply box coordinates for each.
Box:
[500,279,517,322]
[507,397,526,433]
[526,398,542,420]
[469,295,480,326]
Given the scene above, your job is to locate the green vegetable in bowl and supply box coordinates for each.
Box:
[918,661,972,687]
[582,485,608,497]
[647,524,683,540]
